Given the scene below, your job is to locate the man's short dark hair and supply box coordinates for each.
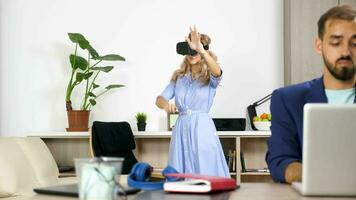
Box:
[318,5,356,39]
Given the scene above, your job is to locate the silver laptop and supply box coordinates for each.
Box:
[292,104,356,196]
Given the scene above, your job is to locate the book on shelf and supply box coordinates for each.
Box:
[225,149,237,172]
[164,173,237,193]
[244,168,270,173]
[232,150,236,172]
[239,152,270,174]
[240,151,246,172]
[228,149,232,171]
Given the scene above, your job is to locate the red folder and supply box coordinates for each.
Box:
[163,173,237,193]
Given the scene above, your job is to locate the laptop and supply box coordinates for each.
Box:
[34,183,140,197]
[292,104,356,196]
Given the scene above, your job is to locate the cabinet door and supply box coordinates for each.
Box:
[284,0,337,85]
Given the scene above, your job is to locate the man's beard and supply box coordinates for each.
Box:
[323,54,356,81]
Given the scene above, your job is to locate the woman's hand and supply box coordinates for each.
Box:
[185,26,222,77]
[156,96,178,113]
[165,103,177,113]
[186,26,205,53]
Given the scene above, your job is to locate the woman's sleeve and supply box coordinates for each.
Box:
[210,69,223,88]
[159,82,176,101]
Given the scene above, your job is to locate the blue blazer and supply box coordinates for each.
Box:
[266,76,356,183]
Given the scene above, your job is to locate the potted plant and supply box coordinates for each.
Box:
[135,112,147,131]
[65,33,125,131]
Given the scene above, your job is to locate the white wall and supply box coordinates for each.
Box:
[0,0,284,136]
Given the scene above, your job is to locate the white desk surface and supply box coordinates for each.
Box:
[27,131,270,138]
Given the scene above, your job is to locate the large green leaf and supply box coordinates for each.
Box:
[83,72,93,80]
[76,72,85,82]
[87,45,99,58]
[94,54,125,61]
[70,54,87,70]
[89,99,97,106]
[105,84,125,90]
[68,33,89,49]
[92,66,114,73]
[68,33,85,43]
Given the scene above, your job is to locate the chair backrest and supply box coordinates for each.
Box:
[91,121,138,174]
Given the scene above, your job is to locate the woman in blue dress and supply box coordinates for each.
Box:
[155,26,230,177]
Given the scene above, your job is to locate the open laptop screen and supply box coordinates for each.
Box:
[297,104,356,196]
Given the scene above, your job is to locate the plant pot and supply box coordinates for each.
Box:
[137,122,146,131]
[66,110,90,132]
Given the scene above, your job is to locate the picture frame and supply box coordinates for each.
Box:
[167,112,179,131]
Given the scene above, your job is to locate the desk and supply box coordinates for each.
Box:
[29,183,356,200]
[28,131,271,183]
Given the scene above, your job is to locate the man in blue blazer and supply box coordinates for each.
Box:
[266,5,356,183]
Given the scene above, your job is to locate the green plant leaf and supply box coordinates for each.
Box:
[94,54,126,61]
[92,83,100,89]
[87,45,99,58]
[83,72,93,80]
[70,54,88,70]
[135,112,147,123]
[76,72,85,82]
[88,92,96,97]
[68,33,89,49]
[92,66,114,73]
[68,33,86,43]
[105,84,125,90]
[89,99,96,106]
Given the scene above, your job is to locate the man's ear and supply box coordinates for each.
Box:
[315,37,322,55]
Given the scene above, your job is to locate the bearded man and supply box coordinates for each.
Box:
[266,5,356,184]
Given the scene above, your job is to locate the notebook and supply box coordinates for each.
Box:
[163,173,237,193]
[34,183,140,197]
[292,104,356,196]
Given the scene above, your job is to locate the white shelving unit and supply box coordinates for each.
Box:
[28,130,270,138]
[28,130,271,183]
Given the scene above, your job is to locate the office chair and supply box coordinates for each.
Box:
[90,121,138,174]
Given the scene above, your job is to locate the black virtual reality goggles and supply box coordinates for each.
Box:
[176,41,209,56]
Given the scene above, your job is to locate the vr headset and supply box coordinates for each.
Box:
[176,41,209,56]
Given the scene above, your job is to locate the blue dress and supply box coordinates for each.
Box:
[160,73,230,177]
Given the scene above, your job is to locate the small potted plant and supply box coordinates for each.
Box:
[135,112,147,131]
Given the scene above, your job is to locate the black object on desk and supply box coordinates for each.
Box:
[213,118,246,131]
[135,190,231,200]
[34,183,141,197]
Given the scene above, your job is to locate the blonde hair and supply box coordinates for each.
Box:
[170,34,218,85]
